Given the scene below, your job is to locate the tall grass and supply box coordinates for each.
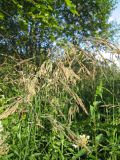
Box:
[0,38,120,159]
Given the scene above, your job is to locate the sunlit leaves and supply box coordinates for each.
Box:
[0,13,4,20]
[65,0,78,15]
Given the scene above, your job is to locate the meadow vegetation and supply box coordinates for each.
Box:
[0,0,120,159]
[0,38,120,160]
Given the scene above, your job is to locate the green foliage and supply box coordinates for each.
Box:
[65,0,78,15]
[0,0,119,159]
[0,44,120,159]
[0,0,116,61]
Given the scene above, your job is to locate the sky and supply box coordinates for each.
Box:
[104,1,120,67]
[109,0,120,22]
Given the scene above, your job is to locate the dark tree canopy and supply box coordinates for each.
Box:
[0,0,116,61]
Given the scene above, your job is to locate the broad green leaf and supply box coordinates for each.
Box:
[95,134,103,144]
[72,148,87,160]
[65,0,73,7]
[96,81,103,98]
[0,13,4,20]
[65,0,78,15]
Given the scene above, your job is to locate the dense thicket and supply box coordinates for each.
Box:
[0,1,120,159]
[0,42,120,159]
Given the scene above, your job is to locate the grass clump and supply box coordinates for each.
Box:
[0,39,120,159]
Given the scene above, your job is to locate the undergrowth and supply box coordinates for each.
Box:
[0,39,120,160]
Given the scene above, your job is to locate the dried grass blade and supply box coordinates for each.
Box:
[61,81,88,114]
[0,97,22,120]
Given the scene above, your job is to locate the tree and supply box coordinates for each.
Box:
[58,0,116,42]
[0,0,116,63]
